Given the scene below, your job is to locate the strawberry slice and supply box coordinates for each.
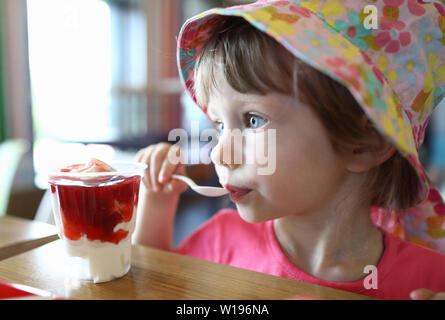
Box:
[60,164,88,172]
[60,158,116,173]
[84,158,116,173]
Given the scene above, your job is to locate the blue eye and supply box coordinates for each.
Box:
[245,114,267,129]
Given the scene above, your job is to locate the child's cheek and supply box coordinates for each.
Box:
[244,135,256,165]
[244,129,276,172]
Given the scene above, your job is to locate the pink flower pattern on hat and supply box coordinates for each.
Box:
[375,0,412,53]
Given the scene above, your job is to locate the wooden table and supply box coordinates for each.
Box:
[0,216,59,261]
[0,217,373,300]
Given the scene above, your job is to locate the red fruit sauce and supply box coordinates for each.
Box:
[50,176,141,244]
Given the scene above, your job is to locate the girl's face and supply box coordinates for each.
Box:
[207,70,351,223]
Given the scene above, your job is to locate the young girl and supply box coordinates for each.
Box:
[133,0,445,300]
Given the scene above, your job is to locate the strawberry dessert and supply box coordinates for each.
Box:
[49,158,144,283]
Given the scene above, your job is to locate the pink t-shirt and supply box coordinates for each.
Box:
[174,209,445,300]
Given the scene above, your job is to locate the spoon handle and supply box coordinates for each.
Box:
[171,174,197,188]
[171,174,229,197]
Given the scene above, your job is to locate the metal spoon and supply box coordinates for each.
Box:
[171,174,229,197]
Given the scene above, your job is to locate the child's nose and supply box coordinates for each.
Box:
[210,130,242,170]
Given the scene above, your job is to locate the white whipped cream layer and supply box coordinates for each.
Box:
[51,196,137,283]
[63,235,132,283]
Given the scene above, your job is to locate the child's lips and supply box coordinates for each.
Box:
[224,184,252,202]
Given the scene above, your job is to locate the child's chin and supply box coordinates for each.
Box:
[236,207,269,224]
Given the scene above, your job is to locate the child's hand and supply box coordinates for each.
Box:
[136,143,188,195]
[410,289,445,300]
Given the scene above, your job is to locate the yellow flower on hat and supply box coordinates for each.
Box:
[246,6,299,39]
[327,33,361,61]
[410,235,436,249]
[412,52,445,122]
[437,63,445,82]
[300,1,345,27]
[377,54,398,85]
[382,92,416,155]
[426,216,445,239]
[382,116,396,138]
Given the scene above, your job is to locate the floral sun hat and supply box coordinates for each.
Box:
[176,0,445,252]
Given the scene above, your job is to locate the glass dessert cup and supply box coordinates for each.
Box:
[48,161,146,283]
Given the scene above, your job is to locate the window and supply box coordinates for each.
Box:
[28,0,114,142]
[27,0,236,187]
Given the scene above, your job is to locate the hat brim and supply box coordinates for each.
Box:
[177,1,429,205]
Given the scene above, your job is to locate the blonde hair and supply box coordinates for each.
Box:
[193,16,419,209]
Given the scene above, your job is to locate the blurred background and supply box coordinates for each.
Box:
[0,0,252,247]
[0,0,444,248]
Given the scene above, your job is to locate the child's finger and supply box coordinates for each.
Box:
[170,179,189,193]
[150,144,170,192]
[158,145,184,183]
[158,157,175,184]
[410,288,436,300]
[163,179,188,195]
[135,148,146,163]
[139,146,155,191]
